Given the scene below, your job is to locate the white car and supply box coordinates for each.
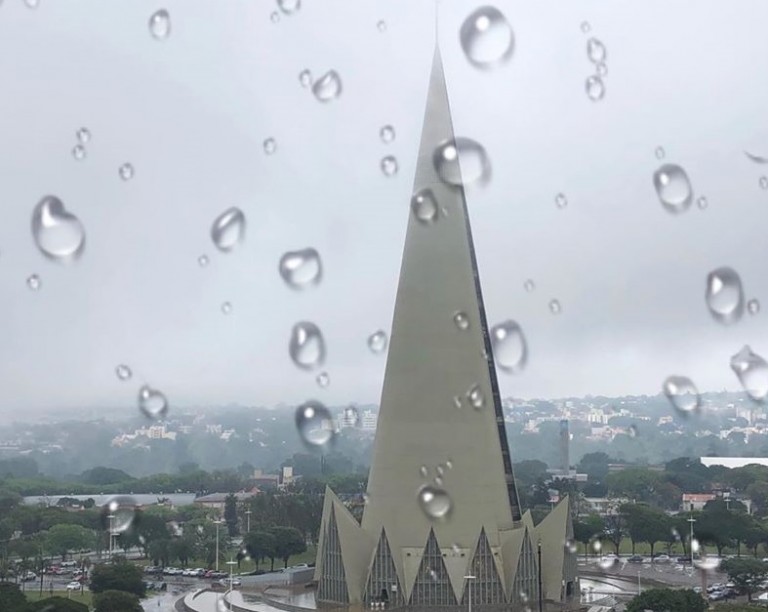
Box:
[653,554,671,563]
[66,581,81,591]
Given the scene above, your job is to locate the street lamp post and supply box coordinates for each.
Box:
[226,559,238,611]
[213,519,224,572]
[687,505,696,568]
[245,509,251,533]
[537,540,543,612]
[463,575,476,612]
[107,514,115,562]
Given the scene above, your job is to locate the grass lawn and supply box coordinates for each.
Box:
[25,589,94,606]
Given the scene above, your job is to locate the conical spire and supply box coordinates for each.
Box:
[361,47,522,588]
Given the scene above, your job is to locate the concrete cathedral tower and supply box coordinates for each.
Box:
[314,47,577,610]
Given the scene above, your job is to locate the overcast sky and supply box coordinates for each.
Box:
[1,0,767,416]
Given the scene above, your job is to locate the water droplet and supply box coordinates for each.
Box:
[116,365,132,381]
[72,144,86,160]
[316,372,329,388]
[595,62,608,77]
[459,6,514,69]
[380,125,396,144]
[628,424,638,438]
[428,568,438,581]
[563,539,578,554]
[419,465,429,477]
[662,375,700,414]
[343,406,360,427]
[148,9,171,40]
[591,540,602,554]
[263,138,277,155]
[380,155,398,177]
[549,299,562,315]
[221,301,232,315]
[585,75,605,101]
[417,484,452,520]
[27,274,41,291]
[289,322,326,370]
[731,345,768,402]
[748,299,761,315]
[102,495,137,533]
[211,207,246,252]
[655,146,666,160]
[453,311,470,330]
[299,69,312,87]
[745,151,768,164]
[198,254,209,267]
[466,384,485,409]
[23,0,39,9]
[445,459,453,470]
[598,555,618,571]
[411,188,439,224]
[433,138,491,187]
[671,528,680,541]
[760,176,768,190]
[695,554,721,572]
[295,400,335,448]
[367,330,388,354]
[433,476,443,487]
[697,196,708,210]
[705,266,744,324]
[277,0,300,15]
[76,127,90,143]
[312,70,342,103]
[653,163,693,214]
[452,395,462,409]
[490,320,528,374]
[118,163,135,181]
[270,11,280,23]
[279,248,322,289]
[31,196,86,262]
[691,538,700,554]
[580,21,591,33]
[555,193,568,208]
[586,37,607,63]
[524,279,535,292]
[451,543,461,554]
[377,20,387,32]
[138,385,169,419]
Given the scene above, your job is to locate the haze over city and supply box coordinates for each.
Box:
[1,0,768,417]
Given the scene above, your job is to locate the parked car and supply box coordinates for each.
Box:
[628,555,644,564]
[653,554,671,563]
[66,581,82,591]
[61,561,78,568]
[22,571,37,582]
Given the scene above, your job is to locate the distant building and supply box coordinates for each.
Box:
[359,409,377,431]
[194,488,261,513]
[681,493,716,512]
[700,456,768,469]
[252,469,280,490]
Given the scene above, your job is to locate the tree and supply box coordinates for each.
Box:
[621,503,669,557]
[243,530,277,569]
[572,515,603,558]
[224,494,239,537]
[93,589,143,612]
[0,582,27,612]
[578,452,611,482]
[270,526,306,568]
[147,538,171,567]
[720,557,768,601]
[29,596,88,611]
[626,588,706,612]
[169,536,194,567]
[79,467,133,485]
[602,512,624,556]
[89,561,145,597]
[44,524,93,560]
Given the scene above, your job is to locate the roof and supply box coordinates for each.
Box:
[195,489,260,503]
[681,493,716,502]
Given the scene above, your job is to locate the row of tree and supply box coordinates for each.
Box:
[573,498,768,559]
